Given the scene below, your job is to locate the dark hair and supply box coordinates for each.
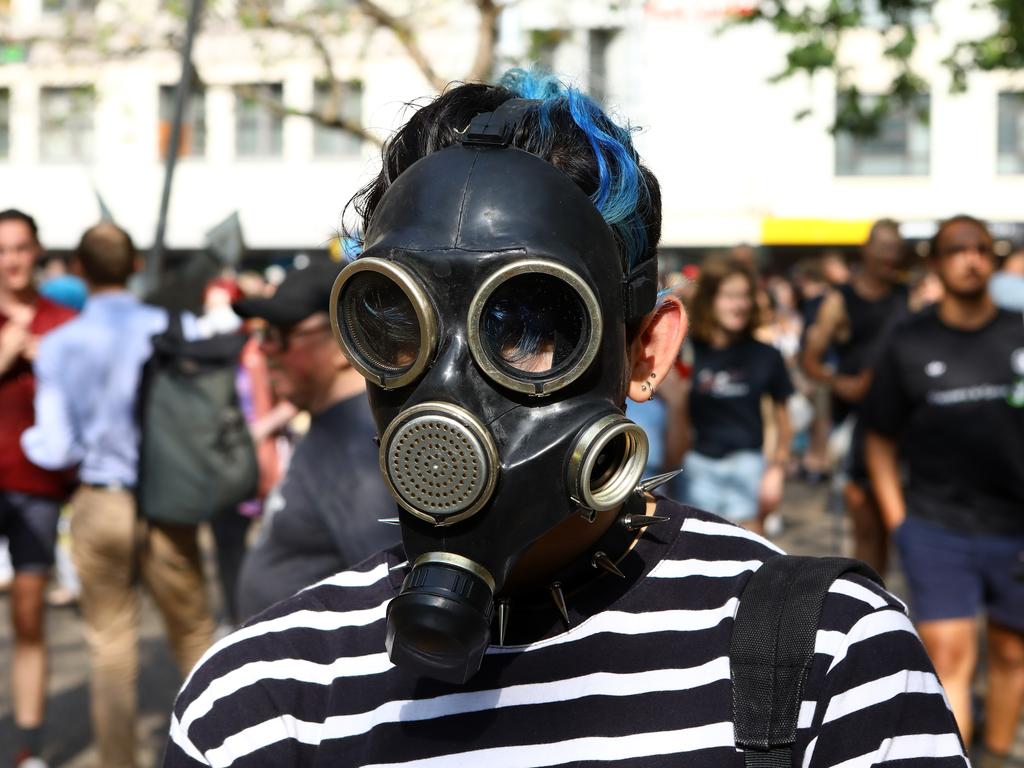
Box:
[929,214,991,257]
[75,222,136,287]
[688,255,761,343]
[344,69,661,274]
[867,218,900,244]
[0,209,40,244]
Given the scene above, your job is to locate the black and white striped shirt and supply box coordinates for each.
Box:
[164,500,966,767]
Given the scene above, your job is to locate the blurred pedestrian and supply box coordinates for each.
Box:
[801,219,908,574]
[791,257,835,481]
[0,209,77,768]
[232,260,398,621]
[820,249,851,287]
[21,222,215,768]
[667,255,793,533]
[864,215,1024,764]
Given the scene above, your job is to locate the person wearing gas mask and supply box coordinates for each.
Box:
[164,71,964,768]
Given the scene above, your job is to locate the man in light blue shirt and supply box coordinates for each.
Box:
[21,222,214,768]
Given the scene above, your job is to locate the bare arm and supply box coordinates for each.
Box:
[801,290,872,403]
[661,368,691,470]
[865,430,906,530]
[250,400,299,443]
[759,401,791,518]
[801,290,845,383]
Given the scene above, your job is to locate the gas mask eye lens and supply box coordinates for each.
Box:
[482,273,585,375]
[343,272,419,369]
[469,260,602,396]
[330,258,438,389]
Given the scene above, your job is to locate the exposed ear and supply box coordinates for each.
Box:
[626,295,687,403]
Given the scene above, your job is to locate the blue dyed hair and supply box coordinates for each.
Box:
[346,68,661,275]
[497,68,652,270]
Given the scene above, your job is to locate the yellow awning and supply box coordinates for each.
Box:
[760,218,874,246]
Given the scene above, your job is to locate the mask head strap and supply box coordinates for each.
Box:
[460,98,540,148]
[623,258,658,325]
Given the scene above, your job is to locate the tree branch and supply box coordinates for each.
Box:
[466,0,499,83]
[235,84,383,147]
[353,0,446,91]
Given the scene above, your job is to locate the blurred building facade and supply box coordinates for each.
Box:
[0,0,1022,257]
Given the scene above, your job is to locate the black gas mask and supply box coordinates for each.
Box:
[329,100,659,683]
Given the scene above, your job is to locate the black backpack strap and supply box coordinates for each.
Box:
[731,555,883,768]
[167,309,185,340]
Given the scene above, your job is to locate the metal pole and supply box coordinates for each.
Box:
[148,0,204,294]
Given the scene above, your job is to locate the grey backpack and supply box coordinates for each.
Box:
[136,313,258,525]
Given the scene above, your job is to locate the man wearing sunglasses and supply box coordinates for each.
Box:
[231,260,397,621]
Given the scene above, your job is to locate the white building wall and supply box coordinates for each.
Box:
[0,0,1022,251]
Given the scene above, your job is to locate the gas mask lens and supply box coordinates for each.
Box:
[330,258,437,389]
[469,260,602,396]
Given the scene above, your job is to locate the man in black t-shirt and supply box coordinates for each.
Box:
[802,220,908,575]
[232,263,398,620]
[863,215,1024,765]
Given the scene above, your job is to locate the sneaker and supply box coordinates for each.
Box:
[45,586,78,608]
[14,749,49,768]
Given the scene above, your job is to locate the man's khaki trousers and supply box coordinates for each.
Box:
[71,486,214,768]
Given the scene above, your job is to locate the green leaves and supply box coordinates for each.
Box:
[735,0,1023,136]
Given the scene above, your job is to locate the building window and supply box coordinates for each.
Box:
[235,83,283,158]
[588,29,616,106]
[43,0,96,12]
[0,89,9,160]
[835,95,930,176]
[997,92,1024,175]
[159,85,206,159]
[40,86,94,163]
[313,81,363,157]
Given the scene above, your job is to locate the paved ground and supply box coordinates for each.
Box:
[0,480,1019,766]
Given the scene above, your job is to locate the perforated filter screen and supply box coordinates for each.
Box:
[386,415,489,517]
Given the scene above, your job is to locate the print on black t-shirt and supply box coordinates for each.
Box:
[688,338,794,458]
[862,308,1024,535]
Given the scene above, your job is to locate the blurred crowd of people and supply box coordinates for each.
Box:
[1,207,1023,766]
[630,217,1024,763]
[0,210,397,768]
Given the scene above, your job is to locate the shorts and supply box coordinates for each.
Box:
[895,515,1024,632]
[831,415,871,487]
[0,490,62,572]
[681,450,764,523]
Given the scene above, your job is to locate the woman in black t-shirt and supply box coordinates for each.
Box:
[668,256,794,533]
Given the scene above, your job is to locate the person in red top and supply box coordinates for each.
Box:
[0,209,76,768]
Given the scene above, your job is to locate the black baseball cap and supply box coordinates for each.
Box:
[233,260,342,327]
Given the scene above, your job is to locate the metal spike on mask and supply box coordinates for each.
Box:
[549,582,570,626]
[619,513,670,531]
[378,517,400,526]
[497,599,510,646]
[635,469,683,495]
[591,551,626,579]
